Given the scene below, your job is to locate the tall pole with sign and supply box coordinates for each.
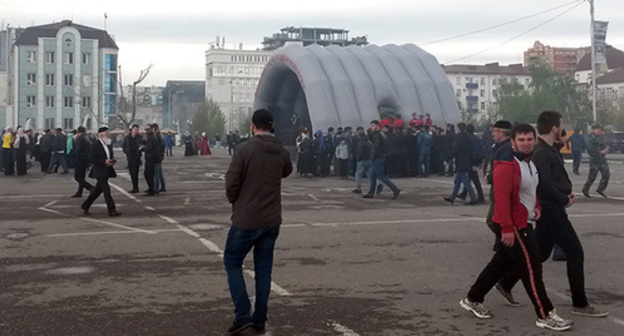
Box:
[590,0,596,123]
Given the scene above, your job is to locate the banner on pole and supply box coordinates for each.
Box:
[594,21,609,65]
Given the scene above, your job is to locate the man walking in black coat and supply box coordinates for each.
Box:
[81,126,120,217]
[123,124,142,193]
[71,126,93,198]
[444,123,478,205]
[47,128,68,174]
[143,124,160,196]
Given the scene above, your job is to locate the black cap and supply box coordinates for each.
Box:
[98,126,109,133]
[493,120,512,130]
[252,109,273,126]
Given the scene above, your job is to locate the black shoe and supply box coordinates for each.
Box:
[253,323,266,333]
[392,189,401,200]
[582,189,591,198]
[352,189,362,194]
[477,198,486,204]
[228,319,253,334]
[443,197,454,204]
[128,189,139,193]
[108,210,121,217]
[376,184,383,195]
[465,200,479,206]
[363,194,374,199]
[143,192,155,197]
[159,188,167,192]
[456,194,466,201]
[81,205,90,215]
[71,194,82,198]
[596,190,607,198]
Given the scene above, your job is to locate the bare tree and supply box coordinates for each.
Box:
[116,64,153,130]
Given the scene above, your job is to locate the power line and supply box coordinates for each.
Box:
[444,0,586,64]
[420,0,584,46]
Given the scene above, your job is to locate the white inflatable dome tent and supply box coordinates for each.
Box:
[253,43,460,144]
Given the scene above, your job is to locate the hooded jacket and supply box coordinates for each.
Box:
[492,152,541,234]
[226,133,292,229]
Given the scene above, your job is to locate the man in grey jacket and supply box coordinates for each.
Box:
[224,109,292,334]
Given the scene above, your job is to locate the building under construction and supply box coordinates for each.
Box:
[261,26,368,51]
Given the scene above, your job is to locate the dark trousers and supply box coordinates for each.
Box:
[166,146,173,156]
[15,149,27,175]
[572,150,582,173]
[74,162,93,196]
[82,177,116,212]
[144,160,156,194]
[467,225,554,319]
[47,151,68,173]
[40,152,51,172]
[367,159,399,196]
[500,205,588,308]
[224,226,280,325]
[2,148,15,175]
[128,159,140,191]
[583,161,610,194]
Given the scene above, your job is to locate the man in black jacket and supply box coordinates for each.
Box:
[363,121,400,200]
[39,129,53,172]
[46,128,68,174]
[224,109,292,334]
[123,124,142,193]
[71,126,93,198]
[143,124,159,196]
[81,126,120,217]
[444,123,477,205]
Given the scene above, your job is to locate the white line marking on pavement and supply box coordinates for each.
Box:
[0,194,68,199]
[43,200,58,208]
[46,228,183,237]
[308,193,320,201]
[198,238,224,256]
[110,182,142,203]
[568,212,624,218]
[177,225,201,237]
[184,197,191,205]
[329,320,361,336]
[38,207,71,217]
[79,217,157,234]
[145,206,155,211]
[311,217,484,227]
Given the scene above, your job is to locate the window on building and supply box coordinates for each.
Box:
[64,74,74,86]
[26,95,36,107]
[82,53,91,65]
[466,77,473,83]
[493,79,498,85]
[27,51,36,63]
[45,74,55,86]
[45,51,55,64]
[104,95,116,115]
[105,54,117,71]
[46,96,55,108]
[480,90,485,97]
[45,118,55,129]
[63,118,73,130]
[64,96,74,108]
[64,52,74,64]
[456,89,461,97]
[493,89,497,96]
[481,77,485,85]
[104,73,116,92]
[82,96,92,108]
[525,78,530,86]
[27,73,36,85]
[456,77,461,85]
[481,102,486,110]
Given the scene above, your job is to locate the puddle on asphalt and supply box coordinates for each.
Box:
[187,224,223,231]
[46,266,95,275]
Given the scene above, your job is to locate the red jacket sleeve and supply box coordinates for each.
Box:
[492,162,515,234]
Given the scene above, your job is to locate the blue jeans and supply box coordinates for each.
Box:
[572,150,581,173]
[224,225,280,324]
[355,160,372,190]
[417,150,430,176]
[153,163,165,191]
[367,158,398,196]
[450,172,476,202]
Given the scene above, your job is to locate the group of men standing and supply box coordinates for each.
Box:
[122,123,167,196]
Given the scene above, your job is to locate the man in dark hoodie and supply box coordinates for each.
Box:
[224,109,292,335]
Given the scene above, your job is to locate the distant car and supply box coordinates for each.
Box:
[608,131,624,153]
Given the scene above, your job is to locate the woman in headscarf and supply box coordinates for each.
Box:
[14,126,30,175]
[2,127,15,175]
[199,132,212,156]
[184,131,195,156]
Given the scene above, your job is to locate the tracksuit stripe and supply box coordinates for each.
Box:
[513,227,547,319]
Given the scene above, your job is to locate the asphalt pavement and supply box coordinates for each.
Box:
[0,147,623,335]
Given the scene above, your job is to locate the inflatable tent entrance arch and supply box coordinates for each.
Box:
[253,43,460,144]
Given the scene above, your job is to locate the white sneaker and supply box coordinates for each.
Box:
[536,309,573,331]
[460,298,493,319]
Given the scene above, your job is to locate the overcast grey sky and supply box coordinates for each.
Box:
[3,0,623,86]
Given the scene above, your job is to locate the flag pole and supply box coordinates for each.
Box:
[590,0,597,123]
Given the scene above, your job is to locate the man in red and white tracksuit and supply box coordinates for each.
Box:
[460,124,573,331]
